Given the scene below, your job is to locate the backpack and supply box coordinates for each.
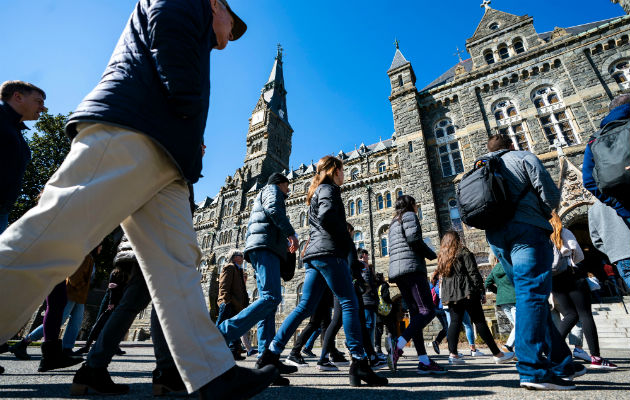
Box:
[377,285,392,316]
[590,119,630,201]
[456,150,528,230]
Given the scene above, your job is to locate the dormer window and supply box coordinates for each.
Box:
[513,39,525,54]
[610,60,630,90]
[484,50,495,65]
[498,44,510,60]
[489,22,500,30]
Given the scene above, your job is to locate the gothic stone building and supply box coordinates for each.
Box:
[129,5,630,339]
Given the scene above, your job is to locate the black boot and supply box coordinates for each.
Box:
[199,365,279,400]
[349,358,388,387]
[10,339,31,360]
[38,340,84,372]
[255,349,298,374]
[152,367,186,396]
[70,363,130,395]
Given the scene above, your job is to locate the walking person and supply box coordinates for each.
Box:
[437,231,513,366]
[428,273,448,355]
[374,273,396,359]
[264,156,387,387]
[387,195,445,374]
[549,211,617,369]
[359,249,378,349]
[0,1,280,397]
[485,253,517,354]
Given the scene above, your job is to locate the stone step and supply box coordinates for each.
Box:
[592,319,630,328]
[595,326,630,334]
[598,338,630,349]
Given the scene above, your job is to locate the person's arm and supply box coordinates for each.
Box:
[463,251,485,293]
[583,144,630,219]
[485,268,498,294]
[588,212,605,255]
[404,213,437,260]
[147,0,209,118]
[218,264,235,306]
[523,154,560,217]
[261,186,296,238]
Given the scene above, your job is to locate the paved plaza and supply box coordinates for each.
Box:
[1,344,629,399]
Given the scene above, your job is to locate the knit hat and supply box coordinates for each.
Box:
[113,235,136,266]
[267,172,289,185]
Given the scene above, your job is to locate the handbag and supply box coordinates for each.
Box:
[551,246,571,276]
[280,251,296,282]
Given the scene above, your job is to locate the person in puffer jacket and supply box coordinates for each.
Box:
[265,155,388,387]
[386,195,444,375]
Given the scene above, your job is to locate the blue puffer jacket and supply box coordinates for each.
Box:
[65,0,216,183]
[244,184,296,262]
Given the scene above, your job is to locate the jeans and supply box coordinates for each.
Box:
[617,258,630,292]
[271,256,365,359]
[487,221,574,383]
[304,328,321,351]
[363,306,377,348]
[217,249,282,353]
[0,212,8,233]
[392,272,435,356]
[444,309,475,345]
[61,301,85,349]
[216,303,240,351]
[499,304,516,348]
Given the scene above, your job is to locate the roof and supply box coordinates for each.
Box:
[388,48,410,72]
[422,16,625,91]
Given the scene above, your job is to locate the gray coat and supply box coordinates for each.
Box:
[388,211,437,281]
[589,200,630,263]
[244,184,295,261]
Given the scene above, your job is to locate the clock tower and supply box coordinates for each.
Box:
[244,45,293,188]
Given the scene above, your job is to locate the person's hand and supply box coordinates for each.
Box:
[288,235,299,253]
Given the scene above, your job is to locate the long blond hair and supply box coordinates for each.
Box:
[306,156,343,205]
[549,210,563,250]
[436,231,462,278]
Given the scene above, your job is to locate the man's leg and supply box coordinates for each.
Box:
[122,179,234,392]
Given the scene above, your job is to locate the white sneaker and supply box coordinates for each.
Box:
[572,347,591,362]
[470,349,487,357]
[493,352,514,364]
[448,356,466,365]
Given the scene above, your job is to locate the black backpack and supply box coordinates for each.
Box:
[456,150,527,230]
[590,119,630,202]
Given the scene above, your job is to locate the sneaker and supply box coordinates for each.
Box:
[448,356,465,365]
[493,352,514,364]
[416,359,447,375]
[331,352,350,367]
[432,340,440,355]
[520,376,576,391]
[590,356,618,370]
[471,349,487,357]
[572,347,590,362]
[286,354,309,368]
[370,358,387,369]
[301,348,317,358]
[562,363,587,381]
[316,360,339,371]
[387,337,403,372]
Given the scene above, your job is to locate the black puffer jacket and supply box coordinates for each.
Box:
[244,184,295,261]
[388,211,436,281]
[361,265,378,307]
[440,248,484,305]
[66,0,216,183]
[303,181,353,261]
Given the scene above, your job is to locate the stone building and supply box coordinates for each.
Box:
[129,4,630,341]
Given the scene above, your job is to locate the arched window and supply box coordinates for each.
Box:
[492,100,531,151]
[385,192,392,208]
[357,199,363,214]
[377,161,386,173]
[351,168,359,180]
[434,119,463,177]
[484,50,495,65]
[397,75,403,87]
[377,194,384,210]
[434,118,456,140]
[349,201,355,216]
[353,231,365,249]
[610,60,630,89]
[532,86,579,146]
[513,38,525,54]
[396,189,403,200]
[498,44,510,60]
[449,198,463,232]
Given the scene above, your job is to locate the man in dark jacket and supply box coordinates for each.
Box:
[216,249,249,359]
[359,249,378,348]
[582,94,630,228]
[217,172,298,385]
[0,1,279,398]
[0,80,46,233]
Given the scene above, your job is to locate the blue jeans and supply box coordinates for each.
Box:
[304,328,321,351]
[444,310,475,345]
[271,256,365,359]
[26,300,84,347]
[363,307,377,348]
[617,258,630,292]
[0,212,8,233]
[217,249,282,353]
[487,221,574,383]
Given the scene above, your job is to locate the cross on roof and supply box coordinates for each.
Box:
[276,43,283,61]
[481,0,491,10]
[454,47,465,62]
[394,38,400,49]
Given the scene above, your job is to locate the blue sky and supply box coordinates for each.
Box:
[0,0,624,199]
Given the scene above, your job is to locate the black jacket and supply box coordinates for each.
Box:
[65,0,216,183]
[440,248,484,305]
[0,101,31,214]
[303,181,354,261]
[361,264,378,307]
[387,211,436,281]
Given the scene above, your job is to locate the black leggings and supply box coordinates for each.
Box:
[552,271,600,357]
[434,309,448,344]
[375,312,398,352]
[447,298,500,356]
[290,293,331,355]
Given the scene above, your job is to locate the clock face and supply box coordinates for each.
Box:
[251,110,264,125]
[279,109,285,119]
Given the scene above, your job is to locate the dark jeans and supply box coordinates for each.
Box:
[43,281,68,342]
[392,272,435,356]
[447,298,499,355]
[434,309,448,344]
[552,271,600,357]
[290,290,332,355]
[216,303,241,352]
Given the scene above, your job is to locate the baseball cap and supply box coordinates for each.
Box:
[219,0,247,41]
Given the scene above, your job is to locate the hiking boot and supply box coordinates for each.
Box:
[316,360,339,371]
[70,363,130,395]
[349,358,388,387]
[590,356,618,369]
[255,349,298,374]
[301,348,316,358]
[417,359,447,375]
[331,352,350,367]
[286,353,308,368]
[198,365,279,399]
[10,339,31,360]
[520,376,576,391]
[152,367,186,396]
[38,340,84,372]
[431,340,440,355]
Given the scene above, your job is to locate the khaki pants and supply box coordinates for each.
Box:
[0,123,234,392]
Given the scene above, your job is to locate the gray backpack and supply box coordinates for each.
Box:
[590,119,630,201]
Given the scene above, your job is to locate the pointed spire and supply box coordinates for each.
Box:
[262,44,289,123]
[388,40,410,72]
